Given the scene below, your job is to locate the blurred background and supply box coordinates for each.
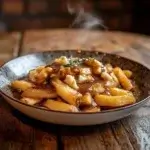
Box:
[0,0,150,35]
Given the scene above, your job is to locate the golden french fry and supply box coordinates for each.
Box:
[93,66,102,75]
[52,78,82,106]
[113,67,133,90]
[84,58,102,67]
[44,100,78,112]
[109,88,131,96]
[83,107,101,113]
[123,70,133,78]
[80,93,93,106]
[94,94,136,107]
[20,97,42,105]
[101,72,113,81]
[11,80,34,91]
[21,88,57,99]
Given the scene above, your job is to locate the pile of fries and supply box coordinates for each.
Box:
[11,56,136,113]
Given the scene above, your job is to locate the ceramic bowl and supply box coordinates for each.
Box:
[0,50,150,126]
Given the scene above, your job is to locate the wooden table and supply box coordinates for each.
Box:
[0,29,150,150]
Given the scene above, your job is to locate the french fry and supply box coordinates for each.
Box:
[93,66,102,75]
[83,107,101,113]
[80,93,93,106]
[94,94,136,107]
[84,58,103,67]
[44,100,78,112]
[52,78,82,106]
[109,87,131,96]
[113,67,133,90]
[20,97,42,105]
[101,72,113,81]
[123,70,133,78]
[21,88,57,99]
[11,80,34,91]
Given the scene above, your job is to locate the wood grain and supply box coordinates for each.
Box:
[33,121,58,150]
[21,29,146,55]
[98,124,120,150]
[0,139,32,150]
[110,121,134,150]
[60,123,138,150]
[121,118,141,150]
[33,130,57,150]
[0,98,33,143]
[60,123,134,150]
[0,31,58,150]
[60,125,106,150]
[0,32,34,148]
[0,32,21,63]
[7,104,58,150]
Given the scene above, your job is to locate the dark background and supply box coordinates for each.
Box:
[0,0,150,35]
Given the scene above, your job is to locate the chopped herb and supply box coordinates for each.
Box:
[63,58,84,67]
[64,64,72,67]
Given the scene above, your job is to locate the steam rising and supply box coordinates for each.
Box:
[67,0,107,30]
[64,0,121,53]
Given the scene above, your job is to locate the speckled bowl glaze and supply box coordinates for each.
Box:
[0,50,150,126]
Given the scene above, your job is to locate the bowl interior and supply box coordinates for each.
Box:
[0,50,150,106]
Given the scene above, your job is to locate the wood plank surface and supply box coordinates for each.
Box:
[0,32,34,149]
[60,126,106,150]
[0,31,58,150]
[0,139,32,150]
[21,29,146,54]
[0,32,21,65]
[12,109,58,150]
[110,121,134,150]
[60,122,136,150]
[1,29,150,150]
